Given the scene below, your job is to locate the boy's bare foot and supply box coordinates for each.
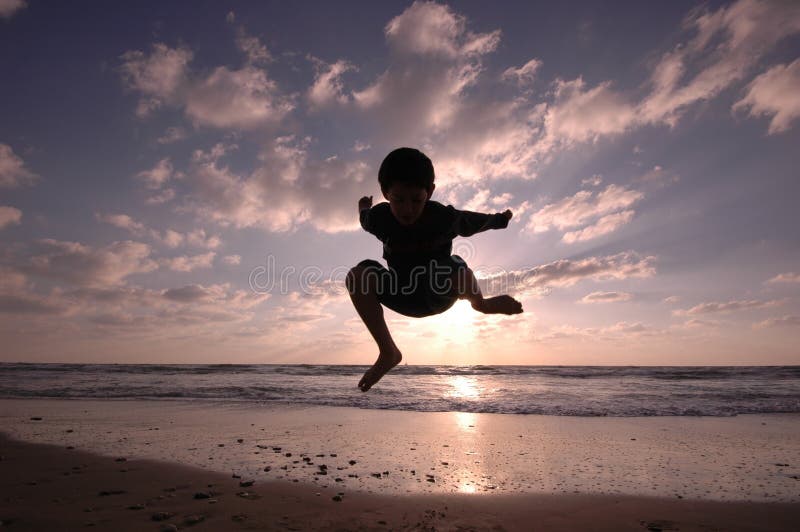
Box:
[358,348,402,392]
[472,295,523,314]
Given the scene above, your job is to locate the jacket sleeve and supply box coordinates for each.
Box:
[359,207,372,233]
[451,207,509,237]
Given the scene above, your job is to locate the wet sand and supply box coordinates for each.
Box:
[1,398,799,530]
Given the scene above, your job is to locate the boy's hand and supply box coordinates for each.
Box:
[502,209,513,221]
[359,195,373,211]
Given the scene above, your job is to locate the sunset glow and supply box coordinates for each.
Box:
[0,1,798,365]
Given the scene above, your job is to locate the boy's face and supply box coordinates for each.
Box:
[383,182,433,226]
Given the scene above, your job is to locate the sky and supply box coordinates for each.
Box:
[1,0,799,366]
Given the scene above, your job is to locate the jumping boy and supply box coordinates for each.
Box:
[347,147,523,392]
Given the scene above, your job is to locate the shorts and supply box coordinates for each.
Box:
[354,255,468,317]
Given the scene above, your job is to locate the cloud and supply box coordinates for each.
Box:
[162,284,214,303]
[119,43,193,117]
[0,0,26,19]
[352,1,500,138]
[19,239,158,287]
[308,59,354,108]
[543,77,637,145]
[97,213,221,249]
[0,268,68,316]
[0,206,22,229]
[767,272,800,284]
[639,0,800,127]
[223,255,241,265]
[674,299,784,316]
[480,251,656,297]
[734,59,800,134]
[0,143,38,188]
[160,252,216,272]
[663,296,680,304]
[527,184,643,242]
[562,210,635,244]
[581,175,603,187]
[236,29,271,65]
[156,126,187,144]
[754,315,800,328]
[184,139,371,233]
[579,291,633,304]
[136,158,174,189]
[384,1,500,59]
[502,58,542,86]
[145,188,176,205]
[185,66,294,129]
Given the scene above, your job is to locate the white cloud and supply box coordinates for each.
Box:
[639,0,800,127]
[674,299,784,316]
[0,206,22,229]
[663,296,680,304]
[222,254,241,265]
[0,143,38,188]
[562,210,635,244]
[480,251,656,297]
[119,43,193,117]
[160,252,216,272]
[136,158,174,189]
[236,30,271,65]
[21,239,158,287]
[384,1,500,59]
[527,184,643,235]
[544,77,637,145]
[145,188,176,205]
[97,213,220,249]
[308,59,354,108]
[0,0,26,19]
[754,315,800,328]
[185,66,294,129]
[156,126,187,144]
[96,213,147,235]
[502,58,542,86]
[581,175,603,187]
[734,59,800,134]
[767,272,800,284]
[184,139,371,233]
[579,291,633,304]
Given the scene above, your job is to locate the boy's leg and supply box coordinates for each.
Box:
[346,261,403,392]
[453,266,523,315]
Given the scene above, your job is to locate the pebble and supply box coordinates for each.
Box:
[183,514,205,526]
[30,416,43,421]
[239,480,255,487]
[332,494,343,502]
[349,460,357,465]
[114,457,127,462]
[151,512,173,521]
[237,438,244,443]
[127,504,145,510]
[193,492,212,499]
[159,525,178,532]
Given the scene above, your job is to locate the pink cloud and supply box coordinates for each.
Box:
[0,143,38,188]
[0,205,22,229]
[734,59,800,134]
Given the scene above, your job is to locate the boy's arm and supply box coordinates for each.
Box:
[452,207,512,237]
[358,195,373,232]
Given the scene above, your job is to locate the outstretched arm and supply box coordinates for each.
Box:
[358,195,374,233]
[452,207,513,237]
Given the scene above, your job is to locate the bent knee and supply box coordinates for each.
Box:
[346,260,383,292]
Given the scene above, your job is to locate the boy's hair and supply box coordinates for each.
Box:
[378,147,435,193]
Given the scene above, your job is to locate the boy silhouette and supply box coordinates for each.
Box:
[347,147,523,392]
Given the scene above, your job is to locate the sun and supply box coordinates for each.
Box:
[426,299,479,345]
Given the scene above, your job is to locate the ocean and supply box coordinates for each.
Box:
[1,363,798,417]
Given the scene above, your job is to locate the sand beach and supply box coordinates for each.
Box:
[1,398,799,530]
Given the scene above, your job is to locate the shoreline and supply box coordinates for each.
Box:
[2,434,800,531]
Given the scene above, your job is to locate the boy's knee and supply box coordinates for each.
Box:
[347,260,382,293]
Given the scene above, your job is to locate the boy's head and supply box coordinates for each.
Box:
[379,148,435,226]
